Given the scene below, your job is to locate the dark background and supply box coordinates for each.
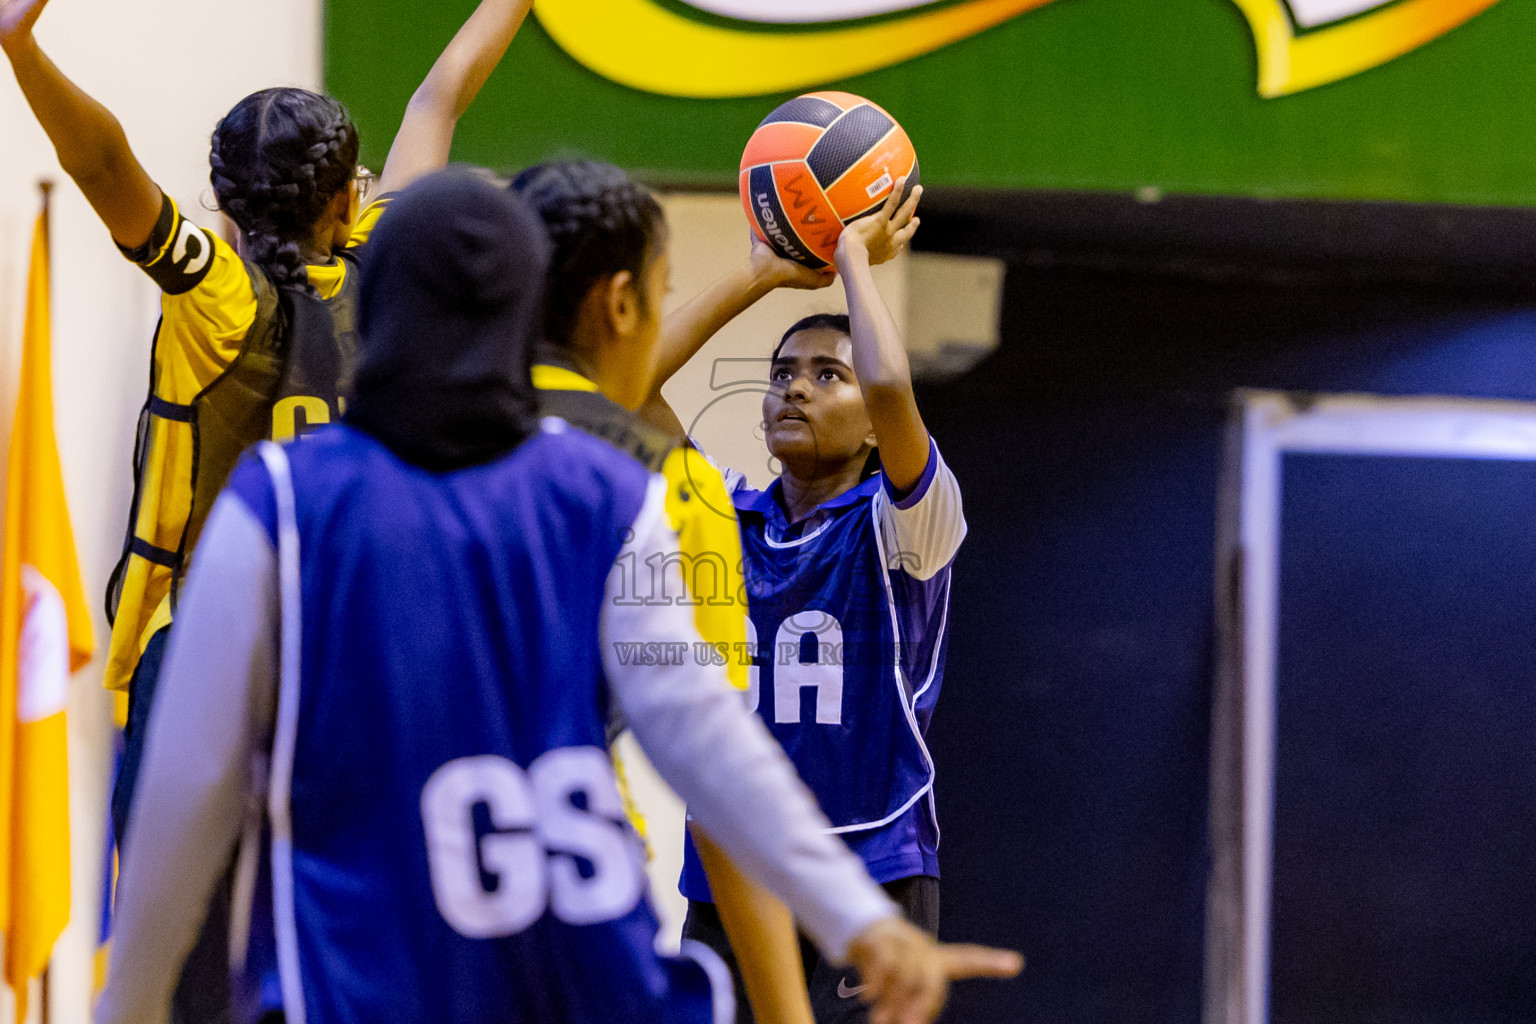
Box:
[1272,453,1536,1024]
[914,191,1536,1023]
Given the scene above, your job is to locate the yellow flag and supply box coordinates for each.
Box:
[0,186,96,1021]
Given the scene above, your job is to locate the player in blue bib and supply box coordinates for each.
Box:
[648,179,962,1022]
[96,171,1017,1024]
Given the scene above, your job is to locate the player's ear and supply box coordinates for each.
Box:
[326,186,356,247]
[606,270,640,337]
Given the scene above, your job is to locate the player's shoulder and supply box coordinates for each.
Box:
[296,420,646,498]
[660,446,744,550]
[877,438,961,512]
[539,389,675,474]
[122,192,249,299]
[873,438,967,579]
[343,195,394,251]
[226,427,398,535]
[228,422,660,543]
[661,445,734,507]
[523,416,657,501]
[678,439,753,500]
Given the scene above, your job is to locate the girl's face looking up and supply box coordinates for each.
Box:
[763,326,875,478]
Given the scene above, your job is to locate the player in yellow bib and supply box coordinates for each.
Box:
[511,160,815,1024]
[2,0,537,1017]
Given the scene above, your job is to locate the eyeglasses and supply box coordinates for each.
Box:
[355,167,377,206]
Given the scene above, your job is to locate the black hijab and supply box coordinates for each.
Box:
[347,169,550,471]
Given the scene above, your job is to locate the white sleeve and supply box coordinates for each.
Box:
[96,494,278,1024]
[877,439,967,581]
[602,476,897,962]
[716,463,748,496]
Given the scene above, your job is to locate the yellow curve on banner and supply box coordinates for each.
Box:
[1227,0,1501,97]
[537,0,1504,100]
[533,0,1058,99]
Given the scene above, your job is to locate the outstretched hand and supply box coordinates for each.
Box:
[749,231,837,291]
[0,0,49,53]
[836,176,922,267]
[846,915,1023,1024]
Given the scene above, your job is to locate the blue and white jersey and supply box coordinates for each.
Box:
[226,423,727,1024]
[682,439,965,896]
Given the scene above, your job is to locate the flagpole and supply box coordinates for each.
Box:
[35,178,55,1024]
[37,180,53,266]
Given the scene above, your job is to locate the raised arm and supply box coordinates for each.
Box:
[654,235,834,389]
[637,239,830,438]
[834,180,927,493]
[2,0,161,247]
[644,201,919,438]
[375,0,533,197]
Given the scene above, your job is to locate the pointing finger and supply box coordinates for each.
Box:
[941,943,1025,980]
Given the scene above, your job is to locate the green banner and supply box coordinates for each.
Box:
[326,0,1536,205]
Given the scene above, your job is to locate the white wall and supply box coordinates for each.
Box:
[0,2,321,1020]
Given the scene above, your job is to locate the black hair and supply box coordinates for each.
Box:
[772,312,851,361]
[509,161,666,347]
[209,88,360,291]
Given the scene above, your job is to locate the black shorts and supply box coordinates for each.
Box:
[681,875,939,1024]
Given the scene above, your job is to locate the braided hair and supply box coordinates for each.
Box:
[209,88,359,291]
[510,161,666,348]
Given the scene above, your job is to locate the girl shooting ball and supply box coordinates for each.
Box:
[648,179,983,1023]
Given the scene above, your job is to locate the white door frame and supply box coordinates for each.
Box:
[1206,389,1536,1024]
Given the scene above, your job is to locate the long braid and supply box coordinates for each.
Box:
[510,161,665,347]
[210,88,360,292]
